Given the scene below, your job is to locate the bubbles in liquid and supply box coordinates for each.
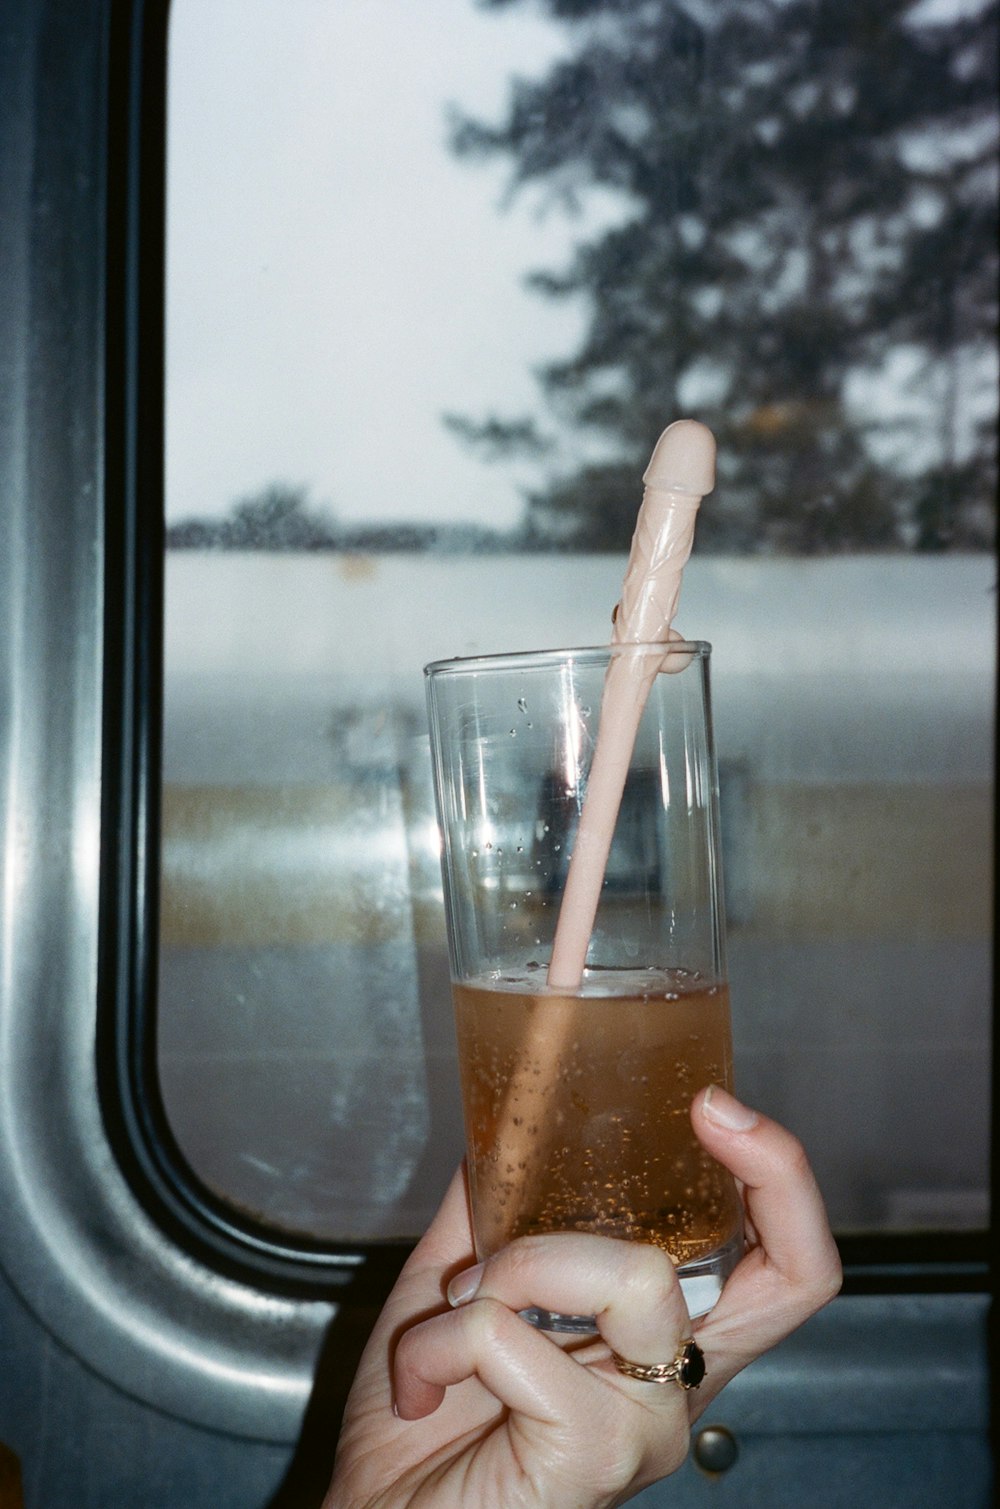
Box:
[456,969,738,1262]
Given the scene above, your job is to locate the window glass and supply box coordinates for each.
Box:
[163,0,996,1243]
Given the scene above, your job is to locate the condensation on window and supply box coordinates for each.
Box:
[161,0,997,1242]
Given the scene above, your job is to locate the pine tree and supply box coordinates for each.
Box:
[450,0,997,551]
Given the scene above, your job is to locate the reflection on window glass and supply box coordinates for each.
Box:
[162,0,997,1242]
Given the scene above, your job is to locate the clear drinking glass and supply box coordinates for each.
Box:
[425,642,742,1326]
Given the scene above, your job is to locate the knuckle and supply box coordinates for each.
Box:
[789,1245,842,1315]
[502,1234,546,1280]
[760,1127,815,1193]
[462,1293,514,1348]
[487,1233,549,1298]
[816,1250,844,1305]
[393,1321,417,1362]
[777,1132,811,1182]
[621,1240,676,1303]
[390,1318,424,1377]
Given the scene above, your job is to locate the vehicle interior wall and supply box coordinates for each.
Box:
[0,1,993,1506]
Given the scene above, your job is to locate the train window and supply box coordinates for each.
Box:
[161,0,996,1258]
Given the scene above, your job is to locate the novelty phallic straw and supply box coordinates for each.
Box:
[546,419,715,988]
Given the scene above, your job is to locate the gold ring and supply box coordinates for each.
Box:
[611,1338,705,1390]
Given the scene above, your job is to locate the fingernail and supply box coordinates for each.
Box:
[703,1084,759,1132]
[447,1262,484,1307]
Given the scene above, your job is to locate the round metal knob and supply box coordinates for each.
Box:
[693,1424,739,1474]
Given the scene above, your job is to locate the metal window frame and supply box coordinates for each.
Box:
[95,0,411,1301]
[0,0,991,1449]
[0,0,406,1443]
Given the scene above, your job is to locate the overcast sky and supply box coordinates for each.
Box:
[166,0,992,529]
[166,0,628,527]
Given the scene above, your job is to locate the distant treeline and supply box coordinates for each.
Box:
[165,485,557,553]
[166,516,541,553]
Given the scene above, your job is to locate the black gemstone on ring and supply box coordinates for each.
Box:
[680,1340,706,1389]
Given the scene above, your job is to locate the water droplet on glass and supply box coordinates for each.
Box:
[517,697,528,715]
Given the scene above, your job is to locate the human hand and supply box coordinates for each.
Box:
[324,1087,841,1508]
